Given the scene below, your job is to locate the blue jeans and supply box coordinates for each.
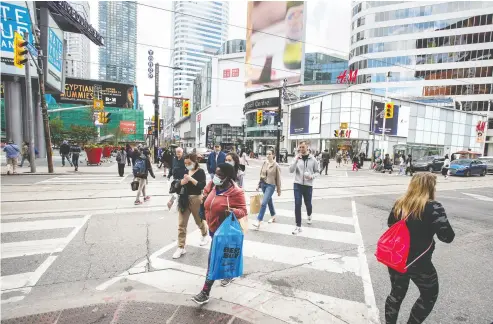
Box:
[257,182,276,221]
[294,183,313,227]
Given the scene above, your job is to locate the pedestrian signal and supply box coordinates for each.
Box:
[256,110,263,124]
[385,102,394,119]
[182,100,190,117]
[13,32,28,68]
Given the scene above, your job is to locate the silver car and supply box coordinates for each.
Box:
[478,156,493,174]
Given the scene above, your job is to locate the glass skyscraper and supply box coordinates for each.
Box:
[98,1,137,84]
[65,1,91,79]
[170,1,229,97]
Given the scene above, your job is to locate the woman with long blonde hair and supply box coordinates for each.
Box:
[385,173,455,324]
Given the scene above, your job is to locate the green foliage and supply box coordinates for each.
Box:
[106,127,126,145]
[49,117,66,146]
[68,125,98,145]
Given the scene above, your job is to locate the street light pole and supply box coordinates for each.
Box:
[154,63,160,163]
[23,31,36,173]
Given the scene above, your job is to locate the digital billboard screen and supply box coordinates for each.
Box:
[289,103,321,135]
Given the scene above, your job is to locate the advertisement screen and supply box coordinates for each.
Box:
[51,78,137,109]
[246,1,306,92]
[370,100,405,136]
[290,103,321,135]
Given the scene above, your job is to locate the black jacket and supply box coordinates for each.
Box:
[60,143,70,155]
[70,145,81,155]
[170,156,187,180]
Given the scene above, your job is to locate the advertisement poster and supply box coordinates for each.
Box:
[120,121,136,135]
[290,103,321,135]
[51,78,137,109]
[46,12,64,92]
[245,1,306,91]
[370,100,401,136]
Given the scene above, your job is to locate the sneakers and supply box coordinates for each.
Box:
[144,196,151,202]
[220,278,236,287]
[292,226,302,235]
[199,235,209,246]
[267,217,276,223]
[307,215,312,225]
[252,220,261,230]
[172,248,186,259]
[167,197,176,210]
[191,291,209,305]
[134,200,142,205]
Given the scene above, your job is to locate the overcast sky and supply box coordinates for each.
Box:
[89,1,351,119]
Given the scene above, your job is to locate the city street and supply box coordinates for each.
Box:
[1,159,492,323]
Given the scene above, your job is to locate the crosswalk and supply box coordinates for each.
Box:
[0,215,91,303]
[96,201,379,323]
[35,173,128,185]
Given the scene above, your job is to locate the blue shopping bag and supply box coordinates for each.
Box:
[207,212,244,281]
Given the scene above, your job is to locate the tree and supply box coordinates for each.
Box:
[67,125,98,145]
[49,117,66,146]
[106,126,126,145]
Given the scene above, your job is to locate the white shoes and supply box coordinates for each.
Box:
[292,227,302,235]
[307,215,312,225]
[268,217,276,223]
[252,220,261,230]
[199,235,209,246]
[172,248,186,259]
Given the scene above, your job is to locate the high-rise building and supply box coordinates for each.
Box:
[170,1,229,97]
[348,1,493,112]
[64,1,91,79]
[98,1,137,84]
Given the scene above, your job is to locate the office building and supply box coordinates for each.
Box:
[170,1,229,97]
[63,1,91,79]
[98,1,137,84]
[348,1,493,112]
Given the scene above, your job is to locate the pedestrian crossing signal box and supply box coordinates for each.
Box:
[385,102,394,119]
[256,110,263,124]
[98,112,111,124]
[13,32,28,68]
[182,100,190,117]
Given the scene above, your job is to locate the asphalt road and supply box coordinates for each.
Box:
[1,160,492,323]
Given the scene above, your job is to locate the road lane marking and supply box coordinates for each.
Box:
[462,193,493,202]
[274,209,354,225]
[1,218,86,233]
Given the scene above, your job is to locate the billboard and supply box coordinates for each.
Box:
[370,101,410,137]
[120,121,136,135]
[245,1,306,91]
[289,103,321,135]
[51,78,137,109]
[45,10,64,92]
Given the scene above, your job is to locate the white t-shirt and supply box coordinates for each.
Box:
[240,152,248,165]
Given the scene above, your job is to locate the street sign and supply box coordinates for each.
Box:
[340,122,348,129]
[93,99,103,110]
[197,114,201,122]
[148,49,154,55]
[26,43,38,58]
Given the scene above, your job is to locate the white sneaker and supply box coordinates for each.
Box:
[172,248,186,259]
[252,220,261,230]
[268,217,276,223]
[307,215,312,225]
[292,226,302,235]
[199,235,209,246]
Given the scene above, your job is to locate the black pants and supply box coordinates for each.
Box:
[320,161,329,174]
[239,164,245,172]
[202,232,215,295]
[127,155,131,166]
[118,163,125,176]
[62,153,72,166]
[72,154,79,169]
[385,263,439,324]
[441,167,448,176]
[405,167,414,176]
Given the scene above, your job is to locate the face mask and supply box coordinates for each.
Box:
[226,160,235,166]
[213,175,225,186]
[186,163,195,171]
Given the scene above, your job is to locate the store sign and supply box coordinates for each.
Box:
[336,70,358,84]
[334,129,351,138]
[223,68,240,78]
[476,120,486,143]
[244,97,280,112]
[120,121,136,134]
[340,122,348,129]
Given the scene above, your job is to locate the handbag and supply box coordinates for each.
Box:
[131,179,139,191]
[207,211,244,281]
[249,194,263,215]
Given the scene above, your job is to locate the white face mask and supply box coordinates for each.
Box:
[186,163,195,171]
[212,175,224,186]
[226,160,235,166]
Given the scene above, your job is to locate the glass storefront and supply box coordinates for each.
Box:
[304,53,348,85]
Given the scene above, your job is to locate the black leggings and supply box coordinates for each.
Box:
[385,263,439,324]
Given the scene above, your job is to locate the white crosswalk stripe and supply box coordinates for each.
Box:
[97,201,379,323]
[35,173,127,185]
[0,215,91,304]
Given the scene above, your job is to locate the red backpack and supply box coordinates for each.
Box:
[375,219,432,273]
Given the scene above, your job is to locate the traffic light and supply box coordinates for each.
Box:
[182,100,190,117]
[385,102,394,119]
[13,32,28,68]
[256,110,263,124]
[334,129,339,137]
[97,112,104,123]
[98,112,111,124]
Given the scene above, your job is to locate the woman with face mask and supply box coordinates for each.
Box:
[252,150,282,229]
[192,163,247,305]
[225,152,244,188]
[172,153,209,259]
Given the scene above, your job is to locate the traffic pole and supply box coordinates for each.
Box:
[24,31,36,173]
[154,63,160,163]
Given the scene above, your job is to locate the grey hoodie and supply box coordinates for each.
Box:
[289,154,319,186]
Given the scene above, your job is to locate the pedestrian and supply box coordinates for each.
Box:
[207,144,226,180]
[19,141,30,168]
[253,150,281,229]
[320,149,330,175]
[336,153,342,168]
[442,154,450,179]
[191,163,247,305]
[60,140,72,167]
[3,140,20,174]
[132,147,140,166]
[70,142,81,171]
[167,147,187,209]
[398,154,405,175]
[226,152,244,188]
[289,141,319,235]
[173,153,209,259]
[157,146,163,166]
[384,173,455,324]
[359,152,365,168]
[125,144,132,166]
[405,154,414,176]
[352,155,359,171]
[239,149,249,172]
[116,147,127,177]
[134,148,155,205]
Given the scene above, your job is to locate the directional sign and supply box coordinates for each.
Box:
[93,99,104,110]
[26,43,38,58]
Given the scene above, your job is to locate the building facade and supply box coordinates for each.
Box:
[170,1,229,97]
[98,1,137,84]
[348,1,493,112]
[64,1,91,79]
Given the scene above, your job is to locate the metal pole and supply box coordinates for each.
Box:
[381,72,390,156]
[154,63,160,163]
[37,51,54,173]
[24,31,36,173]
[276,87,282,163]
